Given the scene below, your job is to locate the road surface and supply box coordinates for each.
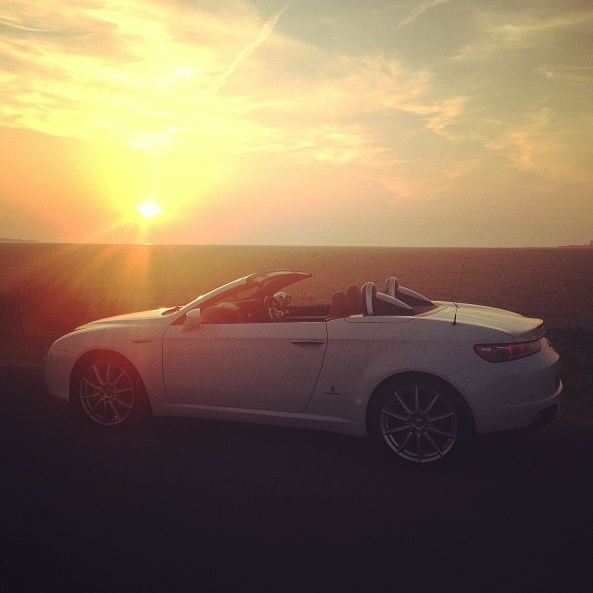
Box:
[1,366,592,592]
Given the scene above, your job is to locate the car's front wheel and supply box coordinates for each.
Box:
[368,376,473,466]
[74,353,149,430]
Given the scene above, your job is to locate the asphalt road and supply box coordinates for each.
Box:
[1,366,592,593]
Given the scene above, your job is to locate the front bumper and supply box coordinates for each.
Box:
[44,348,77,401]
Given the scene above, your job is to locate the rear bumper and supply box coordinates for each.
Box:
[530,401,560,428]
[474,373,563,433]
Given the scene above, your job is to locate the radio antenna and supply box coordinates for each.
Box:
[452,264,465,326]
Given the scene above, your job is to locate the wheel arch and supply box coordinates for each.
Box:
[365,371,476,436]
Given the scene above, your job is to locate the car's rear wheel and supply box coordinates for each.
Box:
[75,353,149,430]
[368,376,472,466]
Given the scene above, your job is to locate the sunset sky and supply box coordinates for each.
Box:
[1,0,592,246]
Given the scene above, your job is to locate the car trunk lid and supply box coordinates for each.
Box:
[433,302,546,341]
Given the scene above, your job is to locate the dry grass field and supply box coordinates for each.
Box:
[2,243,592,317]
[1,243,592,416]
[1,243,592,346]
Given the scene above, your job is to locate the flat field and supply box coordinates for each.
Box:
[2,243,592,318]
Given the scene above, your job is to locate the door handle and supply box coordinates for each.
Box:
[290,339,325,346]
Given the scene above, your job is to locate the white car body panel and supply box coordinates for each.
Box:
[162,321,327,412]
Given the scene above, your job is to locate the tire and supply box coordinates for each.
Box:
[368,376,472,466]
[74,352,150,431]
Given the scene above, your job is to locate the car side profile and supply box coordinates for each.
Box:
[44,270,562,465]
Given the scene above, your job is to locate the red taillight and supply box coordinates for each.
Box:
[474,340,541,363]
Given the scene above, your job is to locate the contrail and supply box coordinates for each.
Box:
[210,2,291,94]
[0,17,56,33]
[396,0,452,29]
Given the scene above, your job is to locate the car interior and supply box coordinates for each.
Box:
[198,276,438,324]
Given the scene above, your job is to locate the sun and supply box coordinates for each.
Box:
[136,201,162,219]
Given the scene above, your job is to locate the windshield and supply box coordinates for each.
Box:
[186,270,311,311]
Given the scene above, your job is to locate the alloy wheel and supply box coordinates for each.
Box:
[379,383,459,463]
[79,359,136,427]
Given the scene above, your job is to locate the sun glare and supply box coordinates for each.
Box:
[137,201,162,219]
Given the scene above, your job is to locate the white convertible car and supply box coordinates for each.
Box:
[44,270,562,465]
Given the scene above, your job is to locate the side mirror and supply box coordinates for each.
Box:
[182,308,202,332]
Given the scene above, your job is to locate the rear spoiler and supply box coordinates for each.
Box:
[514,322,546,342]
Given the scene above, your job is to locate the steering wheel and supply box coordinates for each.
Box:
[264,295,283,321]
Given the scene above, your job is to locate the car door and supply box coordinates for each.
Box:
[162,319,328,413]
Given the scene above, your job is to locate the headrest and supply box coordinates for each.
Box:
[362,282,377,315]
[385,277,399,297]
[327,291,351,319]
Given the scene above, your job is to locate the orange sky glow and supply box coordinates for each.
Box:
[1,0,592,246]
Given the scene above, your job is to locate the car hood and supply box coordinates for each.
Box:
[75,308,173,330]
[432,302,545,341]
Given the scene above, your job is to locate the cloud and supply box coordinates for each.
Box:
[536,64,593,82]
[454,4,593,61]
[495,10,593,40]
[0,0,462,171]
